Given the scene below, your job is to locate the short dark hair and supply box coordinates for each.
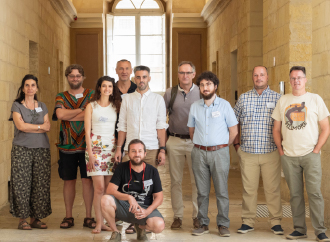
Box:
[290,66,306,76]
[178,61,196,72]
[252,65,268,75]
[65,64,85,77]
[134,65,150,74]
[196,71,219,90]
[128,139,146,153]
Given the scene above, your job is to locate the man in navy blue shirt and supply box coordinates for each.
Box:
[188,71,238,237]
[101,139,165,241]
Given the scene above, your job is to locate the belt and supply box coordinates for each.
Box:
[169,132,191,139]
[194,144,228,151]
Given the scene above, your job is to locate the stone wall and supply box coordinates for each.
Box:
[0,0,71,208]
[312,0,330,226]
[172,0,205,13]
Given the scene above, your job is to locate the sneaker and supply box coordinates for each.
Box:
[109,231,121,241]
[218,225,230,237]
[286,231,307,240]
[171,218,182,230]
[271,225,284,235]
[317,233,330,241]
[193,217,200,229]
[237,224,254,234]
[192,225,209,236]
[134,223,148,241]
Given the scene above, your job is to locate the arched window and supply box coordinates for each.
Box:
[106,0,165,92]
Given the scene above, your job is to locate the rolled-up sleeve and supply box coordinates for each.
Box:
[187,104,195,127]
[156,97,169,130]
[117,96,128,132]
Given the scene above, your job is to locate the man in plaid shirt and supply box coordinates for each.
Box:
[233,66,283,235]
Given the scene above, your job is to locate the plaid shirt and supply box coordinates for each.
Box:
[233,86,281,154]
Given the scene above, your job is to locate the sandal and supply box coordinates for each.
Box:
[60,217,74,229]
[30,219,47,229]
[18,220,32,230]
[83,217,96,229]
[125,223,136,234]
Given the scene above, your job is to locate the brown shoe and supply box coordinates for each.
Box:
[218,225,230,237]
[171,218,182,230]
[193,218,200,229]
[192,225,209,236]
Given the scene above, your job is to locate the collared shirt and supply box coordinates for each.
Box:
[187,96,238,146]
[233,86,281,154]
[164,83,200,134]
[117,89,168,150]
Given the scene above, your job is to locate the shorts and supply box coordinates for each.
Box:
[58,151,90,180]
[110,195,163,225]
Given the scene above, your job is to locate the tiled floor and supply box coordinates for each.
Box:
[0,162,317,241]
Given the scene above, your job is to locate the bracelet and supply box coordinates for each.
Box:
[116,146,122,148]
[234,143,240,147]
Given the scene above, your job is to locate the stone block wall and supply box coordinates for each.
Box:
[312,0,330,227]
[0,0,70,208]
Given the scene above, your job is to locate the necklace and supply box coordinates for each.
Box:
[24,100,35,110]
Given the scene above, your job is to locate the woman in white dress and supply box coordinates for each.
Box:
[84,76,121,233]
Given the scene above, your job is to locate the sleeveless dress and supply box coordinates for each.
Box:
[85,101,117,176]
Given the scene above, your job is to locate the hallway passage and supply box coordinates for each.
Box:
[0,162,315,241]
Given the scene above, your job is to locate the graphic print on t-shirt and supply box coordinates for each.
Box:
[122,181,151,205]
[284,102,307,130]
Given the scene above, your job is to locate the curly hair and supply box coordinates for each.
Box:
[196,71,219,91]
[90,76,121,113]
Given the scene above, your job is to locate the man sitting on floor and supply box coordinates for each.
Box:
[101,139,165,241]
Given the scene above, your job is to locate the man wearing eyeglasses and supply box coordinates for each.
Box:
[272,66,330,241]
[53,64,95,229]
[163,61,200,230]
[233,66,283,235]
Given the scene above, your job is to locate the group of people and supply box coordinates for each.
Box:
[8,59,330,242]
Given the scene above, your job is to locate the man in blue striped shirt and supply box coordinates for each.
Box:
[233,66,283,235]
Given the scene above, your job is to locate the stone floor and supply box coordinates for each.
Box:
[0,162,317,241]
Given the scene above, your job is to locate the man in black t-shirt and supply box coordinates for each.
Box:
[101,139,165,241]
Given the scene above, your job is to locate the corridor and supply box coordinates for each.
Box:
[0,162,315,241]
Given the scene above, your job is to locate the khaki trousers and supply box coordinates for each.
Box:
[122,149,159,168]
[166,136,198,219]
[281,152,326,236]
[238,148,282,227]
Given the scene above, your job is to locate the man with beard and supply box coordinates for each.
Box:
[233,66,283,235]
[101,139,165,241]
[115,65,168,167]
[53,64,95,229]
[187,71,238,237]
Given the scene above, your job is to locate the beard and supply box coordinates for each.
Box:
[137,82,148,91]
[201,89,216,100]
[68,80,83,90]
[130,156,144,166]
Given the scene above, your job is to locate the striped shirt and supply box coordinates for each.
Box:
[233,87,281,154]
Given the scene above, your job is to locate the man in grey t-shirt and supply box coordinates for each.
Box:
[163,61,201,229]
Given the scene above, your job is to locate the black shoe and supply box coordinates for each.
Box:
[317,233,330,241]
[286,231,307,240]
[237,224,254,234]
[271,225,284,235]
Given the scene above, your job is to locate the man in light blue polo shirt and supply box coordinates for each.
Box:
[188,71,238,237]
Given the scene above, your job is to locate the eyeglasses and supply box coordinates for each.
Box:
[68,75,83,79]
[178,72,193,75]
[290,76,305,81]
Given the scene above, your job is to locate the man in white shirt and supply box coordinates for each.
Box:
[115,65,168,168]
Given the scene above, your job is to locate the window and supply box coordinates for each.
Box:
[106,0,165,92]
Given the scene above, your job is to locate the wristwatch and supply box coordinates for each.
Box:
[159,146,166,151]
[38,125,40,131]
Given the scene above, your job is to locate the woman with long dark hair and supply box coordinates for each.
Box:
[84,76,121,233]
[9,74,51,230]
